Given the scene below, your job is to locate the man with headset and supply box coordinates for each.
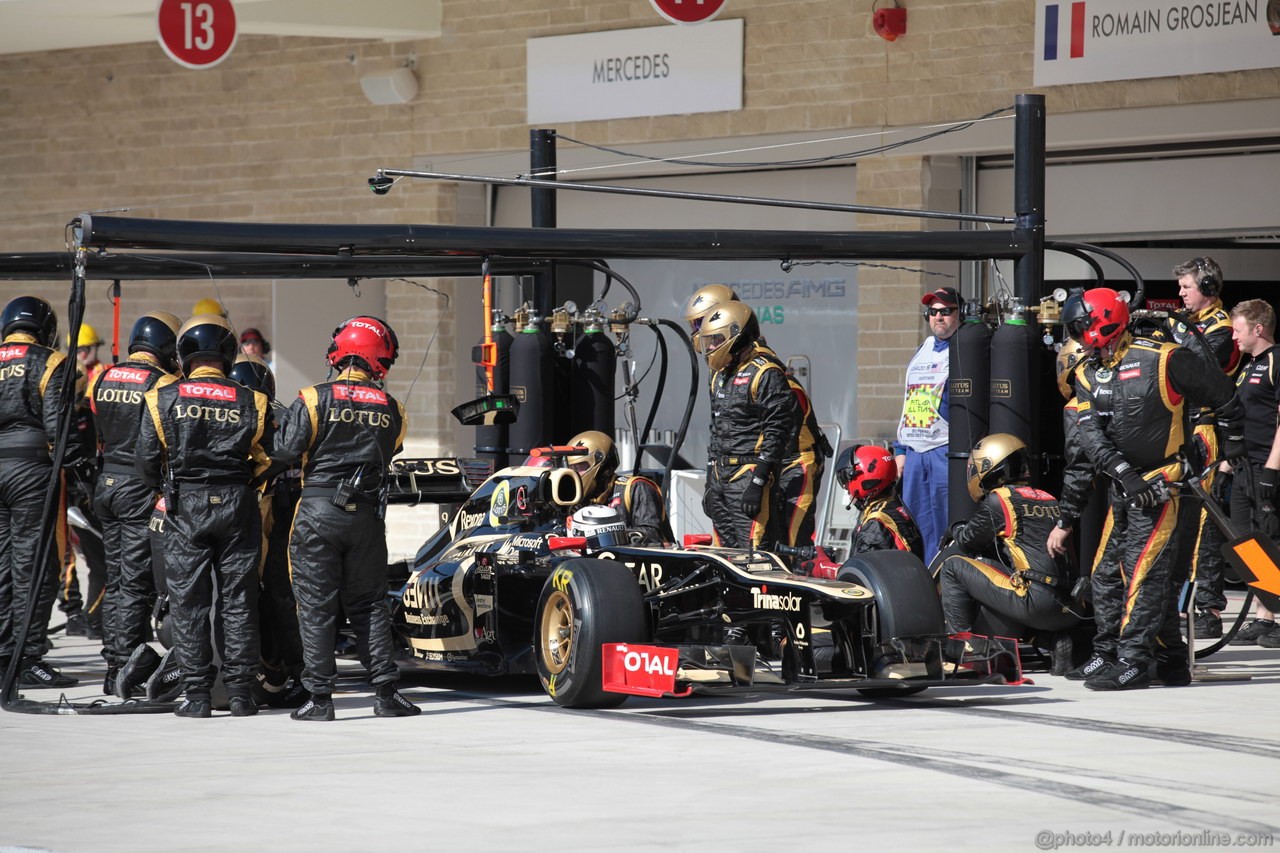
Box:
[1154,257,1240,639]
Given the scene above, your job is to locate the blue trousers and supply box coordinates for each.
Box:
[902,446,949,564]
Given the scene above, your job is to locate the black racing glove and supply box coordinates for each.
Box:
[1258,468,1278,504]
[740,464,771,518]
[1218,420,1248,465]
[1106,459,1163,509]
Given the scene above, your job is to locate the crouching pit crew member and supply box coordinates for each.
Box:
[695,301,799,549]
[89,310,181,697]
[0,296,76,689]
[565,430,671,546]
[272,316,419,721]
[937,434,1079,643]
[836,445,923,560]
[137,313,274,718]
[1069,288,1243,691]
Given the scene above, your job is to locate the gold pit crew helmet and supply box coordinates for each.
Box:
[191,297,227,318]
[693,300,757,373]
[966,432,1030,502]
[68,322,103,349]
[1055,339,1087,401]
[565,430,619,503]
[682,283,739,333]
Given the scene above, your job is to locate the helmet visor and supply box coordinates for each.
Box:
[1065,314,1092,343]
[694,331,728,355]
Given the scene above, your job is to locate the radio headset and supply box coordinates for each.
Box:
[1195,257,1221,298]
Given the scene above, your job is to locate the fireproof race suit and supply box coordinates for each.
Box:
[1154,299,1241,615]
[608,474,672,545]
[938,484,1078,637]
[89,352,174,670]
[273,367,407,697]
[257,399,304,696]
[758,344,830,548]
[1229,345,1280,547]
[137,366,273,700]
[850,493,924,561]
[704,343,799,549]
[0,333,69,667]
[1075,334,1240,668]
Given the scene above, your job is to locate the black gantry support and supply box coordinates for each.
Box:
[1013,93,1046,307]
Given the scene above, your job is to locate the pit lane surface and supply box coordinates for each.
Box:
[3,635,1279,853]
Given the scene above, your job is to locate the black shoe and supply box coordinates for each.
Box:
[174,697,212,718]
[1257,625,1280,648]
[103,666,119,696]
[18,659,78,689]
[291,696,335,722]
[85,620,103,641]
[374,689,421,718]
[1050,632,1074,677]
[1156,656,1192,687]
[229,696,259,717]
[267,680,310,709]
[65,612,87,636]
[1230,619,1278,646]
[1064,652,1114,681]
[1085,659,1152,691]
[1194,611,1223,639]
[116,643,162,700]
[144,648,184,702]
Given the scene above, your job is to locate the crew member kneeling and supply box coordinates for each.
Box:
[273,316,418,721]
[937,434,1078,640]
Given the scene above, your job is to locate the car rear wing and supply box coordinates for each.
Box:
[385,458,492,506]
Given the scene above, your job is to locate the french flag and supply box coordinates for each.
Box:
[1044,2,1086,60]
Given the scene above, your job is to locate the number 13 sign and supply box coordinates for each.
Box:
[157,0,238,69]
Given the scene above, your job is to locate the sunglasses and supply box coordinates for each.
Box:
[925,307,955,317]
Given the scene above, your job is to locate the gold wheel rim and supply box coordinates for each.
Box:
[540,589,574,675]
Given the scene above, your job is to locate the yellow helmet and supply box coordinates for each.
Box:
[68,323,103,349]
[682,284,738,333]
[1055,339,1087,401]
[566,430,619,503]
[191,297,227,318]
[966,433,1030,502]
[693,301,757,373]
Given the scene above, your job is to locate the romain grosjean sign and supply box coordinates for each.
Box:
[649,0,728,25]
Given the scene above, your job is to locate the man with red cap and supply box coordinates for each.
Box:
[895,287,962,564]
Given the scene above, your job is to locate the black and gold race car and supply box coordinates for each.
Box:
[386,454,1023,708]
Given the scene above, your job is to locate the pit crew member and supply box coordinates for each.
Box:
[835,444,923,560]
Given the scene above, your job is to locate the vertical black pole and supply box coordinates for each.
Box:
[1013,94,1045,306]
[530,129,557,320]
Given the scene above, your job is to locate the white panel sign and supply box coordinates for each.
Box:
[527,19,743,124]
[1034,0,1280,86]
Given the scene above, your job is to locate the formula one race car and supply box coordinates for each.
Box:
[387,452,1023,708]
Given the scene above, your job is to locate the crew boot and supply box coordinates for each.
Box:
[374,685,421,718]
[229,695,259,717]
[1063,652,1114,681]
[1084,659,1152,691]
[18,659,78,689]
[65,612,87,637]
[174,696,212,718]
[291,694,335,722]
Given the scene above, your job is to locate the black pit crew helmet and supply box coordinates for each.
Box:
[177,313,238,374]
[228,353,276,400]
[128,311,182,373]
[2,295,58,347]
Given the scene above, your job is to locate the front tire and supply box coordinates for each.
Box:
[535,559,647,709]
[838,550,944,698]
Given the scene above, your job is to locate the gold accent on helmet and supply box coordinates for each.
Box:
[693,300,755,373]
[682,284,739,331]
[69,323,103,349]
[147,311,182,335]
[191,297,227,318]
[234,352,270,370]
[566,430,618,502]
[178,313,234,338]
[966,432,1028,502]
[1055,339,1086,401]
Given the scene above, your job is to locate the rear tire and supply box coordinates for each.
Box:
[535,559,647,709]
[838,550,943,698]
